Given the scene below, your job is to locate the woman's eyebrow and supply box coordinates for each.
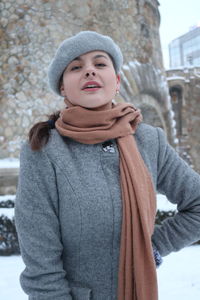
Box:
[71,54,108,63]
[72,57,81,61]
[93,54,108,60]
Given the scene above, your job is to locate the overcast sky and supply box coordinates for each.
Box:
[158,0,200,68]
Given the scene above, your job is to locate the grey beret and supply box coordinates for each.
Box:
[48,31,123,95]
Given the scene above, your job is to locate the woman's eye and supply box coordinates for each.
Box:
[96,63,106,67]
[71,65,81,71]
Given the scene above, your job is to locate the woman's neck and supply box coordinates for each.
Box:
[64,98,113,111]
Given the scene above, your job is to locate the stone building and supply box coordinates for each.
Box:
[167,67,200,173]
[0,0,175,193]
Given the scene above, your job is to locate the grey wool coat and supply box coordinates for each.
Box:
[15,123,200,300]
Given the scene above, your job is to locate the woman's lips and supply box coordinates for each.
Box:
[82,81,102,91]
[83,87,101,92]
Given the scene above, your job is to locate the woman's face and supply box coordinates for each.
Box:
[60,51,120,109]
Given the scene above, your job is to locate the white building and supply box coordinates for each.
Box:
[169,26,200,68]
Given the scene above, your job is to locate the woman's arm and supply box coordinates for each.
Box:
[152,128,200,257]
[15,143,72,300]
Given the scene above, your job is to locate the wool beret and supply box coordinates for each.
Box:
[48,31,123,95]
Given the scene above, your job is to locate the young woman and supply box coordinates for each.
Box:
[15,31,200,300]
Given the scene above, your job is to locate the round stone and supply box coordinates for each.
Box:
[5,127,13,137]
[10,14,19,22]
[5,2,11,9]
[1,18,8,27]
[16,91,27,102]
[8,56,19,65]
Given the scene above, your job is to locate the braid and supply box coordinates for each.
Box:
[29,111,60,151]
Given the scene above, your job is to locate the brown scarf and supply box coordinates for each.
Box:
[55,102,158,300]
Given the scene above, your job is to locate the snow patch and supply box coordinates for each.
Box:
[167,76,185,81]
[0,158,19,169]
[157,194,177,211]
[0,208,14,219]
[0,195,16,201]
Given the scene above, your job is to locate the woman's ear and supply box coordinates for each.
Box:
[116,74,121,91]
[60,84,66,97]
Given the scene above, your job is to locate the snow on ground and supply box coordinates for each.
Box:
[0,246,200,300]
[0,255,27,300]
[157,245,200,299]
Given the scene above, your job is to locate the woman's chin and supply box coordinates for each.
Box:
[84,101,112,111]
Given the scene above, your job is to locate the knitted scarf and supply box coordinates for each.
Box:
[55,102,158,300]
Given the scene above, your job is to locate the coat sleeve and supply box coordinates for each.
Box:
[152,127,200,257]
[15,143,72,300]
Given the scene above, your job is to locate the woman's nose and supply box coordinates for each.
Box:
[85,70,96,78]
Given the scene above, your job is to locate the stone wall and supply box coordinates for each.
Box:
[167,67,200,172]
[0,0,164,159]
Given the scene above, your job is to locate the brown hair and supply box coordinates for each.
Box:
[28,111,60,151]
[29,73,64,151]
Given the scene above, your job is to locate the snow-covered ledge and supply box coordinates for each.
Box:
[0,158,19,169]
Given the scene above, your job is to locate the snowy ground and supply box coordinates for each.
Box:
[0,246,200,300]
[157,245,200,299]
